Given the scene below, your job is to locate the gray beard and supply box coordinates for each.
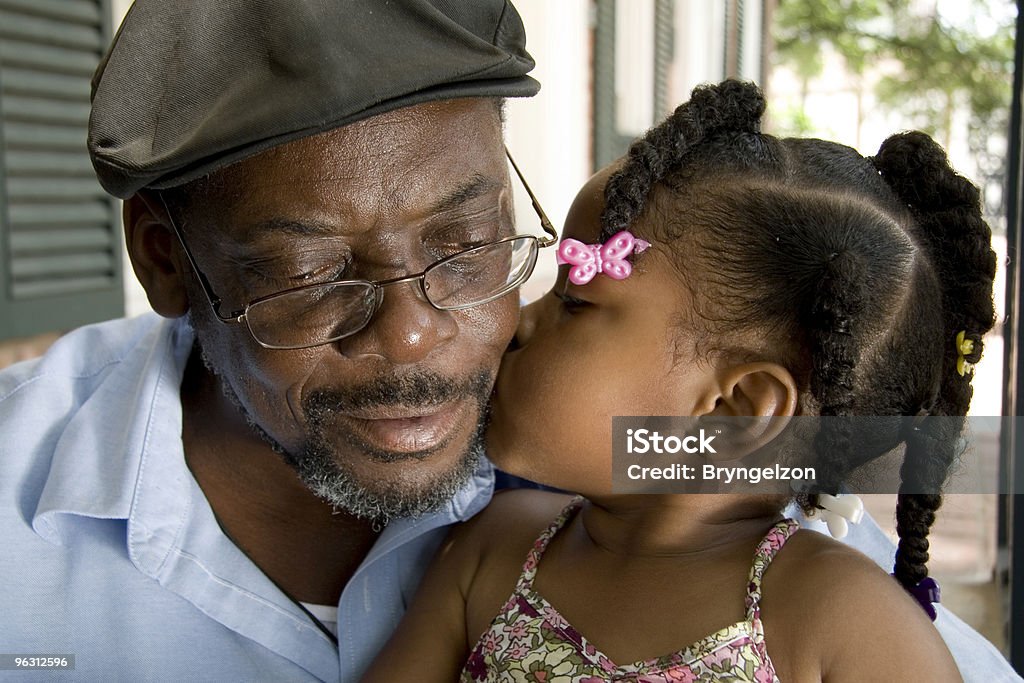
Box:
[189,324,490,526]
[293,402,487,526]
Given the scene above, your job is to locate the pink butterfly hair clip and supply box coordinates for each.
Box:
[556,230,652,285]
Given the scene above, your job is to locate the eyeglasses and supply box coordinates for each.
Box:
[161,149,557,350]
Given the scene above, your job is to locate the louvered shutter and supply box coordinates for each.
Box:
[0,0,122,342]
[592,0,676,172]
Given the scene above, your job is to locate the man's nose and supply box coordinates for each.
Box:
[340,279,456,363]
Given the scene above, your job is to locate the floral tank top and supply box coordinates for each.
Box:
[460,497,798,682]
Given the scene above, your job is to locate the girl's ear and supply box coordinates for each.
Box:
[711,362,799,419]
[124,191,190,317]
[698,362,799,460]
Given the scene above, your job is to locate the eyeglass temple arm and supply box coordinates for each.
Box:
[504,147,558,248]
[157,193,243,322]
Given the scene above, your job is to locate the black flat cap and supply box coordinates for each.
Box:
[89,0,539,199]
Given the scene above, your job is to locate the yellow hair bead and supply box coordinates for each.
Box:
[955,331,976,377]
[956,331,975,356]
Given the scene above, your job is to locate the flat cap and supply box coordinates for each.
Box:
[89,0,539,199]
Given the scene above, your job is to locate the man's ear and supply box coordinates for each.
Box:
[124,191,189,317]
[699,362,798,459]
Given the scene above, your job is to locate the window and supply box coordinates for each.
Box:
[593,0,677,170]
[0,0,122,342]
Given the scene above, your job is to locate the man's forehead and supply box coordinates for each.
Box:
[175,100,510,240]
[204,99,506,194]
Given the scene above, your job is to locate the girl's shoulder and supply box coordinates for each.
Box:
[458,489,577,561]
[475,488,577,522]
[765,527,927,621]
[453,489,577,639]
[425,489,575,603]
[761,528,961,681]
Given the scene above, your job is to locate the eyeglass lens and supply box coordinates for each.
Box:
[244,236,538,349]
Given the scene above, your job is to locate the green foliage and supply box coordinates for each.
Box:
[773,104,817,137]
[773,0,1015,214]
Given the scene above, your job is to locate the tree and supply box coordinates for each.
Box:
[772,0,1015,217]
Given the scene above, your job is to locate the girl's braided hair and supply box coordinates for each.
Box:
[601,80,996,600]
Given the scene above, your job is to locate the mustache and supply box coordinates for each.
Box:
[304,369,494,417]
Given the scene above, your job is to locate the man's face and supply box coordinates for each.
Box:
[173,99,517,521]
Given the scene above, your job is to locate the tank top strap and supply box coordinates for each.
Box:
[744,518,800,620]
[515,496,585,593]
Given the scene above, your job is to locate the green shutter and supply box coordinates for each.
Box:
[0,0,122,342]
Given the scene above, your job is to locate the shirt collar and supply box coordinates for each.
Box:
[32,315,194,544]
[365,457,494,566]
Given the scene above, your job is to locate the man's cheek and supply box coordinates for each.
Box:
[227,353,318,444]
[458,298,519,353]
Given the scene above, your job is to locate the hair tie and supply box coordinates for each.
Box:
[892,575,941,621]
[803,493,864,539]
[556,230,651,285]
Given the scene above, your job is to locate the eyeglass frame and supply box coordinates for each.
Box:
[158,147,558,349]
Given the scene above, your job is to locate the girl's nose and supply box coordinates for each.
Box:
[511,296,547,349]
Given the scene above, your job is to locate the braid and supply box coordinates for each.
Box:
[806,251,868,497]
[874,132,996,415]
[873,131,997,592]
[601,80,764,239]
[592,81,996,614]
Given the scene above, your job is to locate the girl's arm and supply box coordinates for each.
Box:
[360,519,482,682]
[765,533,963,682]
[361,489,573,682]
[819,560,963,682]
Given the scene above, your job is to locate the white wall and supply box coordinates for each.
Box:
[671,0,764,106]
[507,0,763,302]
[504,0,593,302]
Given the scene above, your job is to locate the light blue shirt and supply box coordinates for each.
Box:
[0,314,1018,681]
[0,313,492,682]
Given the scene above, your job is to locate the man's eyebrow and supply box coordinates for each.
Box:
[430,174,503,214]
[238,176,502,240]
